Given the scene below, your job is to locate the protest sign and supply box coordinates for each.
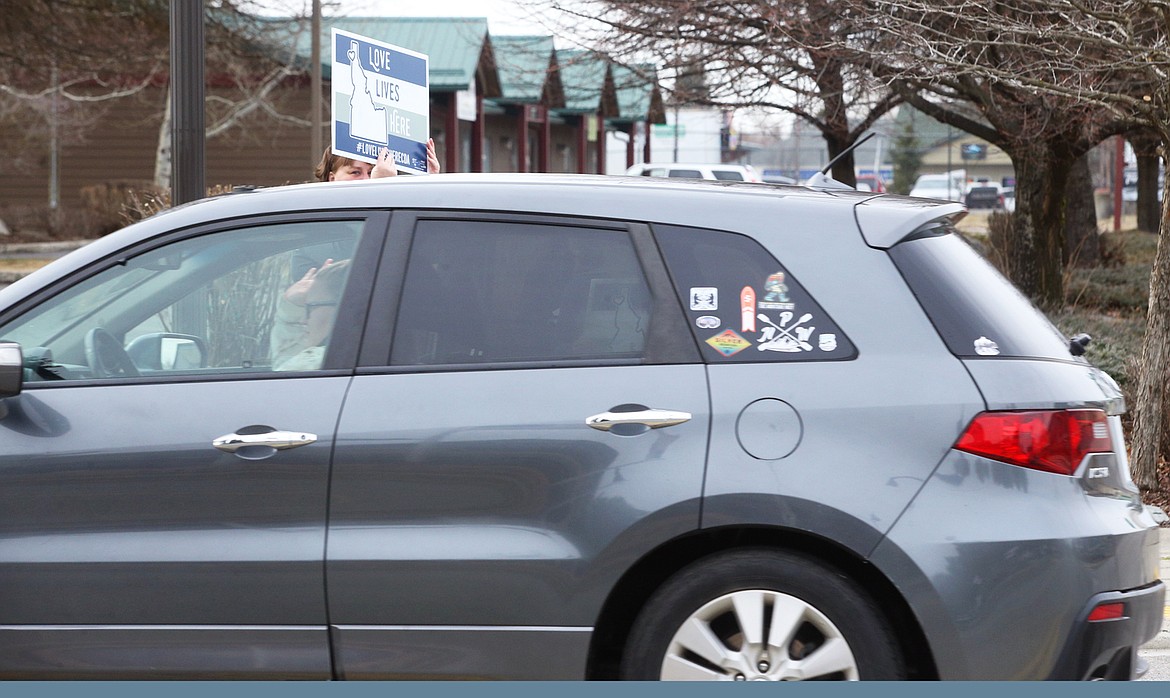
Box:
[331,28,430,174]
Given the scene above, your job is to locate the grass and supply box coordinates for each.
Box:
[0,258,57,273]
[1055,230,1157,393]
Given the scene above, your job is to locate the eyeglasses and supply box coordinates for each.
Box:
[304,300,337,318]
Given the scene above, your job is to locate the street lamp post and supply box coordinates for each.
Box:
[170,0,205,206]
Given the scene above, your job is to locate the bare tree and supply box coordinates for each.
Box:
[851,0,1169,492]
[2,1,317,193]
[537,0,902,184]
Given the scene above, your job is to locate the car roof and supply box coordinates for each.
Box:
[2,174,966,299]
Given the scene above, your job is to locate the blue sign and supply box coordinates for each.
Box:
[331,28,430,174]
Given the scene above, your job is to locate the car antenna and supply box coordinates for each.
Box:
[803,132,877,190]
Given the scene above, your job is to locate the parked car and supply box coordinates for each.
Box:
[0,174,1161,680]
[854,173,886,193]
[909,173,966,202]
[626,162,762,182]
[965,185,1005,209]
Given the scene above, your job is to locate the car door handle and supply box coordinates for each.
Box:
[212,429,318,453]
[586,407,692,432]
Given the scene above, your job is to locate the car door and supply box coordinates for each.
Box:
[325,212,710,680]
[0,214,384,678]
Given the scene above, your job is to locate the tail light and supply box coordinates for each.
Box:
[954,409,1113,475]
[1086,602,1126,622]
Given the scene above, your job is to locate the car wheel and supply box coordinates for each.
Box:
[620,548,904,681]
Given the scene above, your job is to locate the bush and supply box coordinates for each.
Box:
[79,180,167,236]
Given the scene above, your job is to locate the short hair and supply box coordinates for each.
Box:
[314,146,359,182]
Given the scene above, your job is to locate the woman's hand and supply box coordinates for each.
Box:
[372,148,398,178]
[283,259,335,305]
[426,138,441,174]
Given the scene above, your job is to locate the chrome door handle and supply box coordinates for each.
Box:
[213,430,318,453]
[586,408,692,432]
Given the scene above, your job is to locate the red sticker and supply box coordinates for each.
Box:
[740,286,756,333]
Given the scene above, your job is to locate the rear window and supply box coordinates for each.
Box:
[889,232,1075,360]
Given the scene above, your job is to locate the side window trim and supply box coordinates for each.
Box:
[630,223,702,364]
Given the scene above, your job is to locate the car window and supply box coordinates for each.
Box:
[390,220,652,366]
[0,220,363,381]
[667,169,704,179]
[654,224,856,362]
[889,230,1075,360]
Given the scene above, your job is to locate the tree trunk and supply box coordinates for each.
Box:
[1007,142,1071,307]
[154,85,172,191]
[1132,132,1162,234]
[1129,171,1170,492]
[1064,154,1100,267]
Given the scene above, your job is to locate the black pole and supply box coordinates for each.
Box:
[170,0,206,205]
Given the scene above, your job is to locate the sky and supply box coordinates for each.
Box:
[284,0,557,36]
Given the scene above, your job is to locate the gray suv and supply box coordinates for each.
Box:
[0,174,1162,680]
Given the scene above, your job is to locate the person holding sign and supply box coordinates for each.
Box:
[313,138,440,182]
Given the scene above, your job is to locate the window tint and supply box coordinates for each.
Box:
[0,221,362,380]
[667,169,703,179]
[889,232,1074,360]
[391,220,650,365]
[655,224,856,362]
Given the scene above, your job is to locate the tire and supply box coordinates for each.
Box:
[620,548,904,681]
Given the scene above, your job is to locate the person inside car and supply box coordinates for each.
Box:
[272,258,350,371]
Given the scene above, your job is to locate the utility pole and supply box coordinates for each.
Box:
[170,0,205,205]
[311,0,323,166]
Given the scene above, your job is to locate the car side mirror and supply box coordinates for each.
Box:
[0,341,24,398]
[125,333,208,371]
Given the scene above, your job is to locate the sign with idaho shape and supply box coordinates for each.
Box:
[331,28,430,174]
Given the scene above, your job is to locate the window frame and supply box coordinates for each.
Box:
[0,210,389,387]
[356,210,699,373]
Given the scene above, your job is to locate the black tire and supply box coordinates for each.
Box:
[620,548,904,681]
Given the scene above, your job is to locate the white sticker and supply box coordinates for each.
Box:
[974,336,1000,356]
[818,333,837,351]
[696,315,721,329]
[757,311,815,352]
[690,287,718,311]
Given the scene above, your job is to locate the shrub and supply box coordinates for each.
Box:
[79,180,167,236]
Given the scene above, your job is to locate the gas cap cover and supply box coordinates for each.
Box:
[735,398,803,460]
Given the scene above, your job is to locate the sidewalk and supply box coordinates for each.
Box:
[1147,525,1170,653]
[0,239,90,285]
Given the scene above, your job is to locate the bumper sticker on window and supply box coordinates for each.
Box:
[740,286,757,332]
[705,329,752,356]
[759,271,795,310]
[690,287,718,311]
[974,336,1000,356]
[758,312,815,352]
[696,315,721,329]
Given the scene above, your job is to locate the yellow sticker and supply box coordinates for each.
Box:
[705,329,751,356]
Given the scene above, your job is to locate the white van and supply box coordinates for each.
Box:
[626,163,762,182]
